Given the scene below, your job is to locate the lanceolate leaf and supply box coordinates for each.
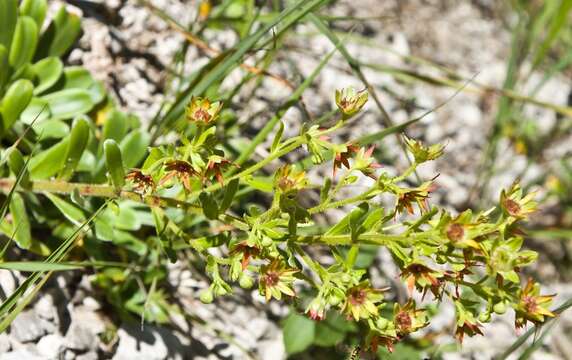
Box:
[59,116,91,180]
[104,139,125,191]
[0,45,9,89]
[42,88,94,119]
[102,109,128,143]
[0,79,34,131]
[20,97,50,123]
[32,57,63,94]
[0,0,18,50]
[45,193,86,226]
[0,262,82,272]
[35,6,81,59]
[8,16,38,70]
[9,193,32,249]
[119,130,150,168]
[19,0,47,30]
[29,137,69,179]
[6,148,30,187]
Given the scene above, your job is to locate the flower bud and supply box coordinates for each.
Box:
[239,274,254,289]
[493,302,507,315]
[478,311,491,323]
[375,317,389,330]
[403,136,444,164]
[199,289,214,304]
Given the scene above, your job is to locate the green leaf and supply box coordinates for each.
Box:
[313,322,346,347]
[9,16,38,70]
[0,0,17,49]
[325,202,369,236]
[19,0,47,30]
[113,204,142,231]
[102,109,128,142]
[42,88,94,119]
[271,121,285,153]
[282,312,315,355]
[59,116,90,180]
[45,193,86,226]
[77,150,96,172]
[219,178,239,212]
[199,192,219,220]
[31,57,63,94]
[29,137,69,179]
[6,148,30,187]
[32,119,68,139]
[35,6,81,58]
[62,66,93,89]
[0,45,9,89]
[104,139,125,190]
[119,130,150,168]
[20,97,50,123]
[0,262,82,272]
[1,79,34,131]
[243,176,273,193]
[353,245,378,269]
[9,193,32,249]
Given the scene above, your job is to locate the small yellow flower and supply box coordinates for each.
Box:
[500,183,537,220]
[198,0,211,20]
[393,300,428,336]
[259,260,298,301]
[342,281,384,321]
[186,96,222,125]
[514,278,555,329]
[335,87,368,118]
[274,165,308,193]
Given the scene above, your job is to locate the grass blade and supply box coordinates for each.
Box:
[152,0,331,139]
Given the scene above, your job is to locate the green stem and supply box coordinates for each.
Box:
[392,163,418,183]
[194,136,306,196]
[0,179,200,211]
[309,187,376,214]
[294,231,435,246]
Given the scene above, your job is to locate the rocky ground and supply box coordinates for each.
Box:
[1,0,572,359]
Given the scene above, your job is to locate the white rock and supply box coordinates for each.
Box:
[112,325,169,360]
[9,310,45,343]
[37,334,65,359]
[0,348,43,360]
[0,271,16,296]
[76,352,99,360]
[34,294,56,320]
[0,333,10,353]
[64,307,106,351]
[258,337,286,360]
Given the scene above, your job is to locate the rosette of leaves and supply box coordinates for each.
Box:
[0,0,105,138]
[0,0,173,324]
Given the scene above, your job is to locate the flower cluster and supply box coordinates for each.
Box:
[128,89,553,355]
